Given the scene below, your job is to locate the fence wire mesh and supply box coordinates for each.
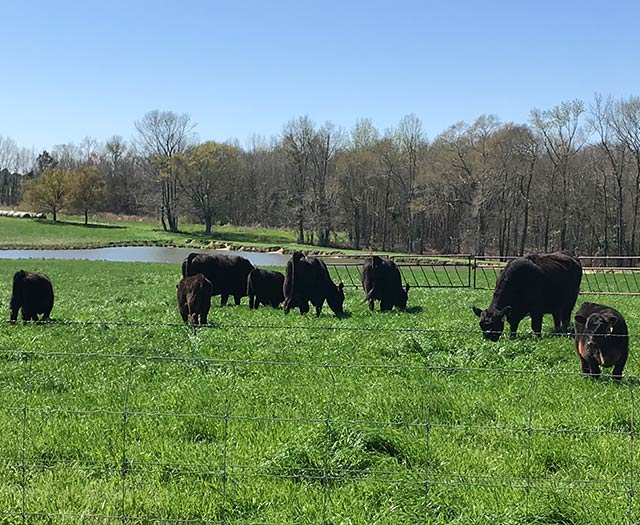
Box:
[0,319,637,524]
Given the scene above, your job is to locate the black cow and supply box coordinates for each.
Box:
[361,255,409,311]
[574,302,628,380]
[182,253,255,306]
[247,269,285,309]
[472,251,582,341]
[177,273,214,325]
[10,270,54,323]
[283,252,345,316]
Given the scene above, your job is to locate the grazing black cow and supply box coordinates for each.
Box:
[283,252,345,316]
[574,302,628,380]
[177,273,214,326]
[10,270,54,323]
[182,253,255,306]
[247,269,285,309]
[361,255,409,311]
[472,251,582,341]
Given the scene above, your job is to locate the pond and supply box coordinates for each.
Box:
[0,246,291,267]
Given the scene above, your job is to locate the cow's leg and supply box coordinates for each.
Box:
[31,313,39,322]
[588,358,601,379]
[315,301,324,316]
[234,294,242,306]
[552,312,563,333]
[248,294,255,309]
[530,314,543,337]
[612,354,628,381]
[300,301,310,315]
[562,307,574,334]
[179,307,189,324]
[368,299,375,311]
[21,308,30,323]
[42,309,52,322]
[578,355,591,377]
[380,300,393,312]
[201,304,210,325]
[507,314,522,338]
[220,293,229,306]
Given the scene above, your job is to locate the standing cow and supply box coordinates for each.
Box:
[361,255,409,311]
[247,269,285,309]
[182,253,255,306]
[177,273,214,326]
[472,251,582,341]
[283,252,345,316]
[10,270,54,323]
[574,302,628,380]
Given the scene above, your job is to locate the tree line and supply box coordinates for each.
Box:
[3,95,640,256]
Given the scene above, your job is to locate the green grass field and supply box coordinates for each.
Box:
[0,215,360,256]
[0,259,638,524]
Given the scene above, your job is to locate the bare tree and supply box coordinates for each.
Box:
[282,116,314,243]
[175,141,241,235]
[588,95,628,255]
[531,100,586,250]
[308,121,341,246]
[135,110,196,232]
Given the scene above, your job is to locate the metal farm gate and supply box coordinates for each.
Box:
[324,255,640,295]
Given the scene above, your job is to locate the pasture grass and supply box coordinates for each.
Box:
[0,216,359,255]
[0,259,639,523]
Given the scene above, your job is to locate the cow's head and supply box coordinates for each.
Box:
[472,305,511,342]
[327,282,345,315]
[575,312,618,366]
[9,270,27,323]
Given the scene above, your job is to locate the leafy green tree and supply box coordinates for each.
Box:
[21,168,70,222]
[68,166,107,225]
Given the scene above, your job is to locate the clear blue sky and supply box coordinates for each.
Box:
[2,0,639,151]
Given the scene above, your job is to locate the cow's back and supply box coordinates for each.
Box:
[490,257,543,311]
[530,252,582,312]
[183,253,254,296]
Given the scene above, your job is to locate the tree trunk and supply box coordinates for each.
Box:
[84,208,88,225]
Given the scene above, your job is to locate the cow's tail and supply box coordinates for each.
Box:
[362,287,375,303]
[246,270,254,297]
[182,252,198,277]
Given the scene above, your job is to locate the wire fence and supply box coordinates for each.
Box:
[0,320,638,523]
[325,255,640,295]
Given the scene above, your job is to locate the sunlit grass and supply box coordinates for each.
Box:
[0,259,638,523]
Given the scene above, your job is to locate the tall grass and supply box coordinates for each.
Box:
[0,259,638,524]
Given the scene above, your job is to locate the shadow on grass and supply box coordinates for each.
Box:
[405,305,424,315]
[38,219,125,230]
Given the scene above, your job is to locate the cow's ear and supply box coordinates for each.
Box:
[604,315,618,333]
[574,315,587,325]
[472,306,482,317]
[338,282,344,291]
